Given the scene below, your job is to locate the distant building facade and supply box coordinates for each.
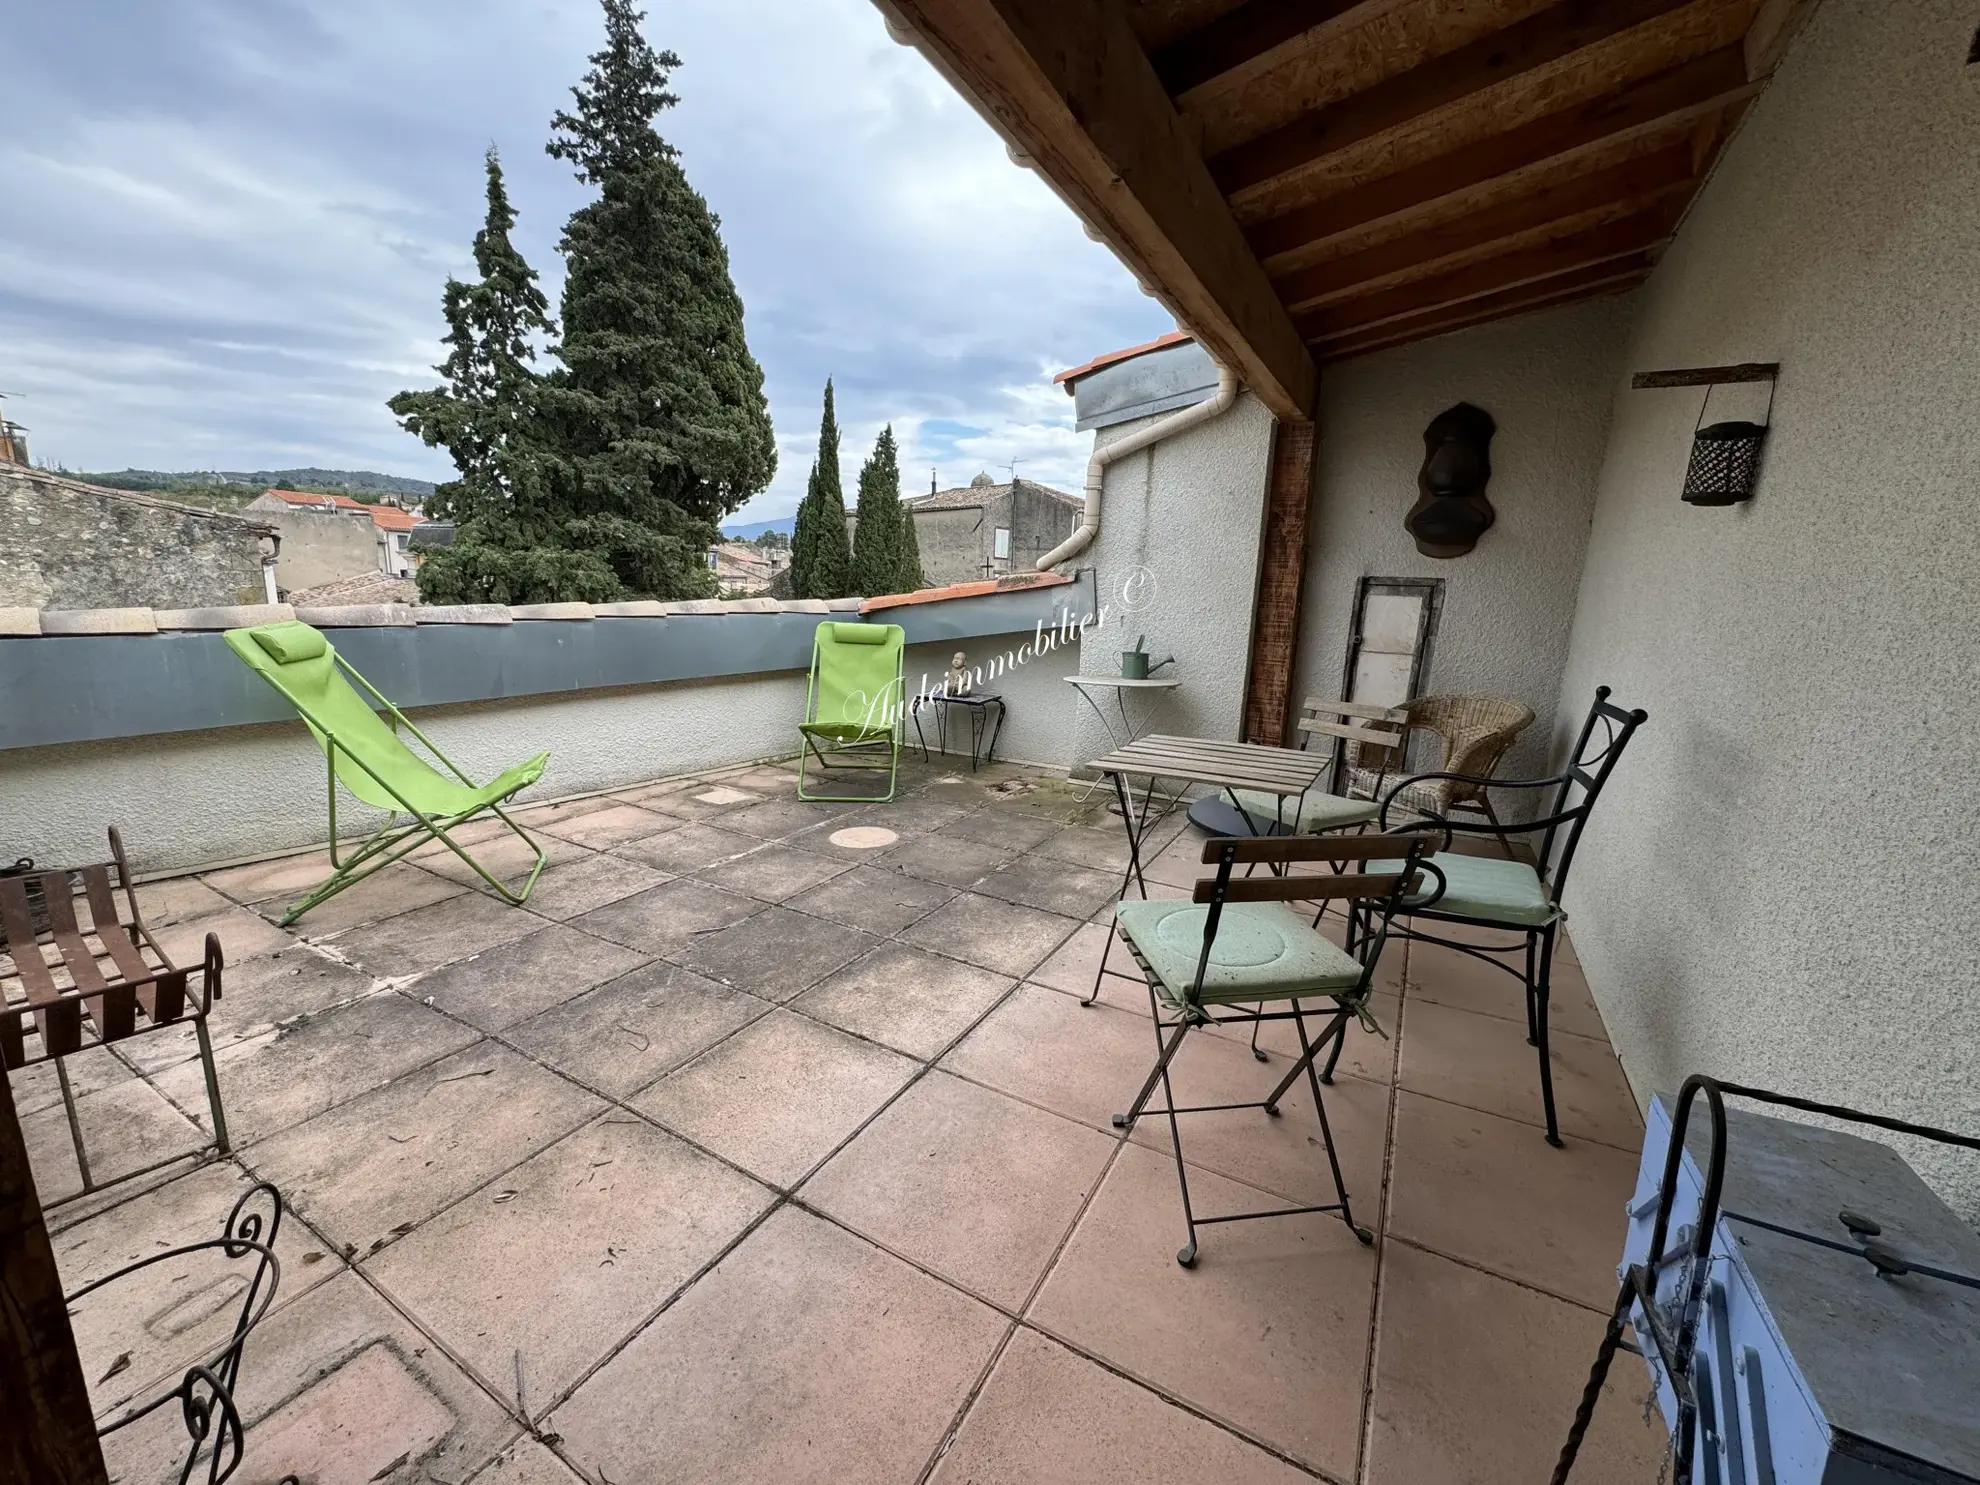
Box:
[0,466,277,610]
[708,540,789,596]
[900,474,1081,586]
[248,489,421,592]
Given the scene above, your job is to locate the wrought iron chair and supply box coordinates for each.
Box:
[1349,686,1647,1146]
[74,1181,298,1484]
[1089,832,1441,1266]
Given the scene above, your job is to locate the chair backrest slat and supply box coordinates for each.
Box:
[1191,871,1417,905]
[1538,687,1648,896]
[1198,834,1421,865]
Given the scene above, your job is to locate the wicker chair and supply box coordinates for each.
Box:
[1347,694,1535,830]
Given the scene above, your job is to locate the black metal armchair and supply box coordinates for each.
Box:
[1340,686,1648,1145]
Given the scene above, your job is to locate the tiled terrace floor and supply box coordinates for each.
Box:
[20,755,1668,1484]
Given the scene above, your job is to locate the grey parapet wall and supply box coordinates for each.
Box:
[0,573,1098,752]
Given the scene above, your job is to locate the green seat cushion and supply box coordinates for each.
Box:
[1370,850,1557,927]
[1228,786,1378,833]
[1114,899,1365,1010]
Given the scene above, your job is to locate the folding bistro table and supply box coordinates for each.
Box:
[1088,734,1333,896]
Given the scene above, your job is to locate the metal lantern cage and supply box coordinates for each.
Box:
[1630,362,1780,507]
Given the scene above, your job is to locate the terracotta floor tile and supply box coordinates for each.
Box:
[567,877,764,958]
[24,1073,209,1215]
[8,1042,134,1117]
[696,840,852,902]
[416,827,591,891]
[941,983,1158,1131]
[368,1114,773,1403]
[1202,991,1403,1085]
[153,904,297,966]
[1027,919,1117,998]
[676,905,882,1002]
[57,1162,342,1423]
[1365,1241,1666,1485]
[322,890,543,976]
[512,850,669,921]
[879,833,1015,889]
[635,1009,917,1186]
[974,852,1123,919]
[1399,999,1644,1151]
[503,961,770,1097]
[1407,940,1609,1041]
[532,800,677,848]
[412,923,650,1032]
[802,1071,1116,1309]
[1126,1034,1390,1225]
[785,862,956,935]
[911,892,1082,978]
[151,992,479,1146]
[1388,1089,1637,1310]
[99,1268,515,1485]
[547,1206,1005,1485]
[253,861,466,936]
[1030,1142,1377,1479]
[609,821,759,874]
[247,1040,604,1256]
[1032,823,1136,874]
[930,1328,1315,1485]
[795,942,1015,1059]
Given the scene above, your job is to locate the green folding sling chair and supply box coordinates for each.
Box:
[796,620,906,802]
[224,620,550,925]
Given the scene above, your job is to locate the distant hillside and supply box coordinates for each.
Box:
[64,467,437,514]
[720,515,796,539]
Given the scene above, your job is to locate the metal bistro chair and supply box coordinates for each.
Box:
[1222,697,1409,836]
[1354,686,1647,1147]
[1,827,229,1202]
[1090,833,1441,1267]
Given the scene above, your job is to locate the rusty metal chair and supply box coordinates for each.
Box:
[1,826,228,1202]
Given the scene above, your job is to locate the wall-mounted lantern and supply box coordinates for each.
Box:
[1404,402,1497,558]
[1631,362,1780,507]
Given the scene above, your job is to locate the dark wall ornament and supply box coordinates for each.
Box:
[1404,402,1497,558]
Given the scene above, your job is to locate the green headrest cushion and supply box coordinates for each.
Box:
[826,622,890,645]
[250,621,329,664]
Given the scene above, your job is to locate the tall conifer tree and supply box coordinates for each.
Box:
[791,379,851,599]
[540,0,776,598]
[850,425,904,596]
[895,479,925,593]
[391,151,594,603]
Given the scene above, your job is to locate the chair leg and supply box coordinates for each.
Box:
[1293,1002,1373,1244]
[1155,1032,1202,1269]
[194,1016,231,1155]
[1524,933,1540,1047]
[55,1057,93,1192]
[1114,1015,1190,1131]
[1082,919,1119,1007]
[1535,924,1562,1148]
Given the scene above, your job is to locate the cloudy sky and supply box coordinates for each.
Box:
[0,0,1174,521]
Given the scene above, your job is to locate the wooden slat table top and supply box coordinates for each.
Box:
[1090,734,1331,795]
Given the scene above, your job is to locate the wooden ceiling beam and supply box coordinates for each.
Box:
[1275,142,1696,308]
[1744,0,1820,79]
[1294,201,1681,339]
[1210,0,1704,199]
[1150,0,1400,98]
[884,0,1319,420]
[1316,258,1653,359]
[1247,45,1757,262]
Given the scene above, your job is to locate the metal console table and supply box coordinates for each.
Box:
[911,692,1005,771]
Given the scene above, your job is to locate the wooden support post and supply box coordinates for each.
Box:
[1,1078,107,1485]
[1243,418,1317,746]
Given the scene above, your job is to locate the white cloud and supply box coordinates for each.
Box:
[0,0,1172,497]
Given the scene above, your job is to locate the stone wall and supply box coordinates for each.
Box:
[247,499,382,592]
[0,466,273,610]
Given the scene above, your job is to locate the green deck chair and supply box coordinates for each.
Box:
[796,621,906,802]
[224,620,550,925]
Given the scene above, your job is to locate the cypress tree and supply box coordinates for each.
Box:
[851,425,904,596]
[390,151,600,604]
[791,379,851,599]
[895,479,925,593]
[535,0,776,599]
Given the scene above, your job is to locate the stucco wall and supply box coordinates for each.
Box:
[1297,297,1630,787]
[1552,0,1980,1212]
[1065,391,1276,772]
[0,468,272,610]
[255,504,382,592]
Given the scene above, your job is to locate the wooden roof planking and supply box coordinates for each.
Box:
[880,0,1816,417]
